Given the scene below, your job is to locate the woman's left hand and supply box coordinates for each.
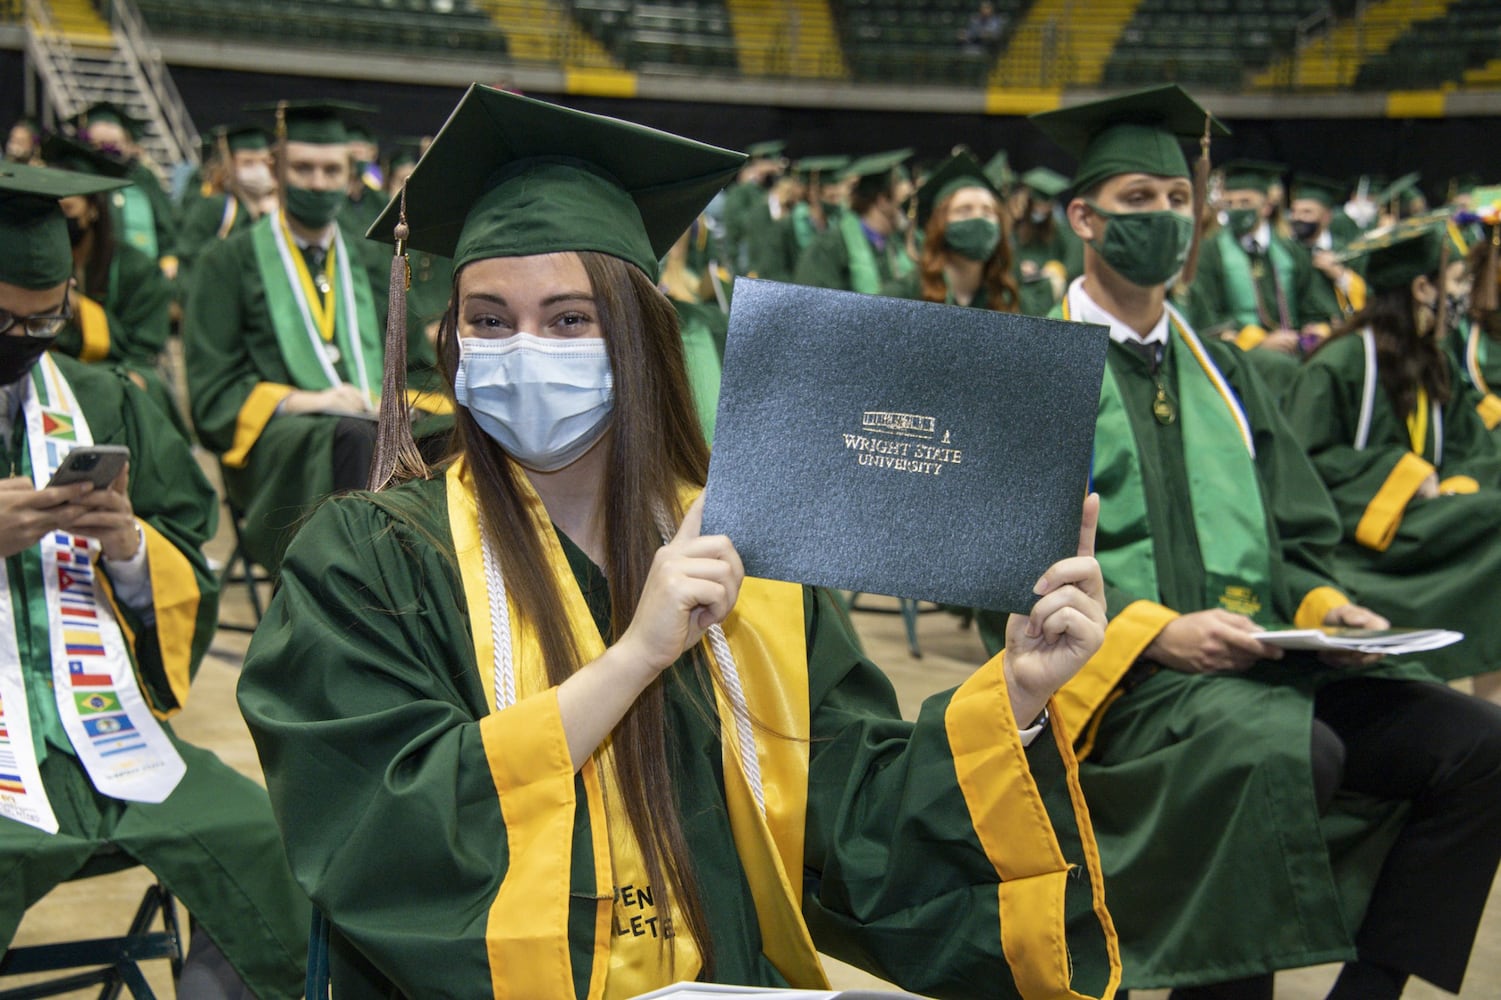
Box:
[1002,493,1107,728]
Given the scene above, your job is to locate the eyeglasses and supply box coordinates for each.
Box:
[0,291,72,338]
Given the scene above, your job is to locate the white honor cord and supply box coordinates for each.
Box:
[478,510,765,814]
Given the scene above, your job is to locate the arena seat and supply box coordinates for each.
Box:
[1355,0,1501,90]
[135,0,506,55]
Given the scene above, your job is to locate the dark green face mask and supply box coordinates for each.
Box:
[945,217,1001,262]
[284,186,344,228]
[1226,207,1261,238]
[1085,202,1194,288]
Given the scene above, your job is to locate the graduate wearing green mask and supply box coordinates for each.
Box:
[883,150,1020,314]
[996,85,1501,1000]
[183,101,451,574]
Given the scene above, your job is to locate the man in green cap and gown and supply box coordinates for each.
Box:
[993,84,1501,1000]
[184,101,448,574]
[720,139,784,275]
[793,149,915,293]
[73,102,179,283]
[0,162,306,998]
[1189,160,1344,396]
[1289,172,1369,316]
[238,83,1121,1000]
[175,124,278,294]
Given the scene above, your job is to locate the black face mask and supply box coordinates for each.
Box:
[65,216,88,247]
[1290,219,1320,244]
[0,334,57,386]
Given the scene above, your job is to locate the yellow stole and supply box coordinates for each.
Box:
[445,460,827,999]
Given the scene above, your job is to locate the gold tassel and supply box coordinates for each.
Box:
[368,185,429,491]
[1178,114,1213,287]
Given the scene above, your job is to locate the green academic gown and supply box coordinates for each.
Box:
[792,218,911,294]
[112,161,178,265]
[1189,229,1343,397]
[982,318,1429,989]
[721,181,768,275]
[175,192,254,297]
[1284,332,1501,680]
[183,217,382,573]
[1448,318,1501,444]
[0,356,307,999]
[237,474,1118,1000]
[670,298,727,442]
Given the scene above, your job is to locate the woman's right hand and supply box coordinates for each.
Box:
[618,494,745,673]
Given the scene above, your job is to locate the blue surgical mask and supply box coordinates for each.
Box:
[454,333,614,471]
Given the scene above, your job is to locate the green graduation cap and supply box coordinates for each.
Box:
[1019,166,1070,200]
[0,161,130,289]
[793,154,850,179]
[39,133,131,179]
[1291,173,1348,209]
[1338,212,1452,291]
[223,123,271,153]
[914,151,1000,230]
[746,140,786,160]
[1029,84,1230,196]
[1220,159,1285,195]
[983,150,1015,193]
[841,148,913,183]
[73,101,147,141]
[366,83,745,283]
[245,100,376,146]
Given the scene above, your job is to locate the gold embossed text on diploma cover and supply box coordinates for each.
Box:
[703,279,1108,613]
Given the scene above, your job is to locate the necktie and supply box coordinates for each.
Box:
[302,245,330,294]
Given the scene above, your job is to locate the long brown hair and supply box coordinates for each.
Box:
[1324,279,1451,420]
[917,191,1020,311]
[435,251,717,972]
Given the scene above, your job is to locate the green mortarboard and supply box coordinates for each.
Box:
[0,162,129,289]
[1020,166,1070,200]
[346,123,378,147]
[746,140,785,160]
[74,101,146,140]
[1338,212,1452,291]
[915,151,1000,229]
[1291,173,1347,209]
[841,148,913,182]
[39,134,131,179]
[246,100,375,146]
[224,124,271,153]
[793,154,850,178]
[1030,84,1229,196]
[983,150,1015,192]
[367,84,745,282]
[1221,159,1285,195]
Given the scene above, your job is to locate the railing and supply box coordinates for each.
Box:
[110,0,197,166]
[21,0,89,130]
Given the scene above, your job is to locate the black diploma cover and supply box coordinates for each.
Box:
[702,279,1109,613]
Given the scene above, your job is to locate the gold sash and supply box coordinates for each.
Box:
[445,460,824,999]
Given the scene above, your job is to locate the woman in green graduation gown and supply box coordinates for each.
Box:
[239,84,1120,1000]
[883,151,1021,314]
[1285,216,1501,688]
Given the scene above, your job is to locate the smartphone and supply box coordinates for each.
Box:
[45,445,130,490]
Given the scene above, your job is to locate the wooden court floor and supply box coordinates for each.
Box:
[6,515,1498,998]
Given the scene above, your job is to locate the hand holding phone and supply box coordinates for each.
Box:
[45,445,131,491]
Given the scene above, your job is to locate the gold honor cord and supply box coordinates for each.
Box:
[277,212,338,342]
